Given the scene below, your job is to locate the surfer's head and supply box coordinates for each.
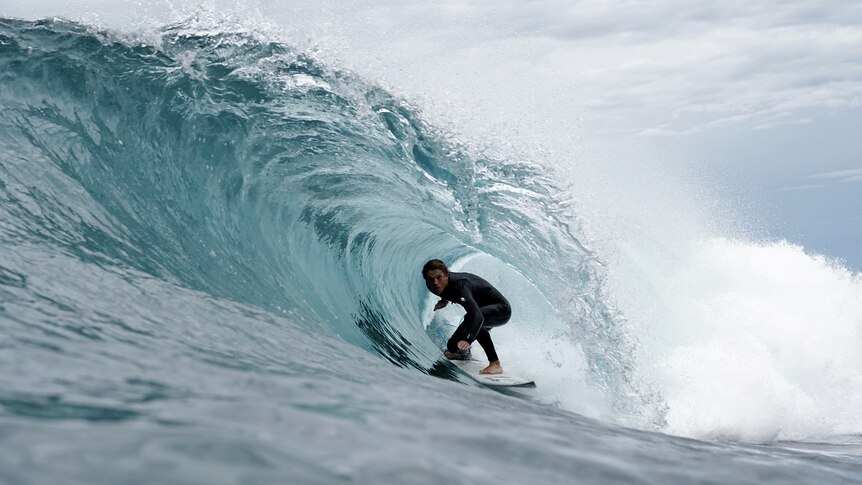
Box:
[422,259,449,295]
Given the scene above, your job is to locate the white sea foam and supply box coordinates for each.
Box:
[630,238,862,441]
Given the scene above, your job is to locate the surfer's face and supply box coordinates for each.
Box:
[424,269,449,295]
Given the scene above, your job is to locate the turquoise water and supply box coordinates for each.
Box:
[1,18,860,483]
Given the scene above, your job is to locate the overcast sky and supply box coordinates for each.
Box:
[3,0,861,269]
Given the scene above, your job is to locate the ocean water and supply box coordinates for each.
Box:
[1,16,861,484]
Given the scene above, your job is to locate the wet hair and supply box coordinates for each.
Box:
[422,259,449,277]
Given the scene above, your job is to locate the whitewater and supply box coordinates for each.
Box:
[1,13,861,484]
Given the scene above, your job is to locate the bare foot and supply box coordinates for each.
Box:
[479,361,503,375]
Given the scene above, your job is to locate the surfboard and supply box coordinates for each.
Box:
[449,359,536,388]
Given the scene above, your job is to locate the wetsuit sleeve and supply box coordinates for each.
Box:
[458,281,485,342]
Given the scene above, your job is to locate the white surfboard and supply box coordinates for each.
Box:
[450,359,536,388]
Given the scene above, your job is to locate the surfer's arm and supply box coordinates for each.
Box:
[459,283,484,342]
[433,300,448,311]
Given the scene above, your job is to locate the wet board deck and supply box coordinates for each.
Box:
[450,359,536,388]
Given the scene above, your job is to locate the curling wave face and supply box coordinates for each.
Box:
[0,17,658,422]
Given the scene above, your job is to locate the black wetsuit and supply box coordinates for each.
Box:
[436,272,511,362]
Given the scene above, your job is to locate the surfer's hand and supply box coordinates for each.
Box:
[433,300,448,311]
[457,340,470,350]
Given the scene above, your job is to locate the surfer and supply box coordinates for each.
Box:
[422,259,511,375]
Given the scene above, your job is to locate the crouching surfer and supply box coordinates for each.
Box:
[422,259,511,375]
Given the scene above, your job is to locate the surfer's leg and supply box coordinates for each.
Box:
[445,320,472,359]
[472,303,511,360]
[475,303,510,374]
[475,329,503,374]
[446,302,510,361]
[474,328,498,362]
[479,302,511,328]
